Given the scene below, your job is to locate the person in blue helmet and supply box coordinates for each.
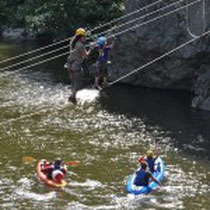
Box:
[134,161,160,187]
[94,36,115,90]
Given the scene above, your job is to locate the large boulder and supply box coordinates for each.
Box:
[110,0,210,110]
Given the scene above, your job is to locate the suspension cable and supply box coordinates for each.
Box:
[0,45,69,72]
[109,0,201,38]
[2,30,209,124]
[110,30,210,86]
[0,1,180,73]
[0,0,164,65]
[0,51,69,77]
[186,0,206,38]
[97,0,181,37]
[0,105,65,125]
[0,0,199,76]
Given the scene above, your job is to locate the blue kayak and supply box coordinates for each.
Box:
[126,157,165,195]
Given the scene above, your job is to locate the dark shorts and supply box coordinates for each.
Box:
[95,62,108,78]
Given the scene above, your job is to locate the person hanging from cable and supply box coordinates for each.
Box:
[93,36,116,90]
[67,28,94,104]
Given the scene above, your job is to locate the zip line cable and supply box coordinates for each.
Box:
[2,29,209,125]
[0,45,69,72]
[0,105,65,125]
[0,0,180,72]
[0,0,209,124]
[0,0,164,65]
[90,0,164,33]
[109,0,201,38]
[186,0,206,38]
[97,0,181,37]
[0,51,69,77]
[110,30,210,86]
[0,0,199,76]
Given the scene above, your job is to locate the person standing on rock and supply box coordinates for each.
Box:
[93,36,115,90]
[67,28,93,104]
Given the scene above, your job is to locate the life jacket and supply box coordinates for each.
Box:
[146,158,155,173]
[97,45,111,63]
[52,170,64,183]
[134,168,149,186]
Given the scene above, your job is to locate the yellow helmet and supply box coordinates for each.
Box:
[75,28,87,36]
[146,150,153,158]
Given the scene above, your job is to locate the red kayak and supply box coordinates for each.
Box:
[36,160,67,188]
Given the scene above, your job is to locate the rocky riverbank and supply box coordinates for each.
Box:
[110,0,210,111]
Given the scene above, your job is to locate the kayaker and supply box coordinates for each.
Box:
[145,150,158,173]
[41,158,67,183]
[67,28,93,104]
[93,36,115,90]
[134,161,160,187]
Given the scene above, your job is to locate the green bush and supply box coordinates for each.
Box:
[0,0,123,38]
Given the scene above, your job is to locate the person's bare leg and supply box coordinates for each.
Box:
[103,77,109,88]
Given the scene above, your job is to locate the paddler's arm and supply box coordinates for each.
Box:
[81,42,96,58]
[151,175,160,185]
[147,171,160,185]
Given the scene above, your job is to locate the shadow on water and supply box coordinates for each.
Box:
[100,84,210,160]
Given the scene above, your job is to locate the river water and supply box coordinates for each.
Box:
[0,40,209,209]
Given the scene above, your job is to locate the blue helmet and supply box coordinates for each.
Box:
[97,36,106,46]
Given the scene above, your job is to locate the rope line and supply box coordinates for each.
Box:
[3,30,209,124]
[0,0,208,124]
[0,51,69,77]
[0,45,69,72]
[109,0,201,38]
[0,105,65,125]
[0,1,180,72]
[97,0,181,37]
[110,30,210,86]
[0,0,164,65]
[0,0,199,76]
[186,0,206,38]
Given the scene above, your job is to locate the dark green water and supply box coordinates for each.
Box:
[0,40,209,210]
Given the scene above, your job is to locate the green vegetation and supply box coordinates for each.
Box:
[0,0,123,38]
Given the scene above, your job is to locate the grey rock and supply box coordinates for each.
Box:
[110,0,210,111]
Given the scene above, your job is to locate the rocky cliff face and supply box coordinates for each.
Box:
[110,0,210,111]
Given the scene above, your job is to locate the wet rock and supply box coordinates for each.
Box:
[2,28,34,40]
[192,69,210,111]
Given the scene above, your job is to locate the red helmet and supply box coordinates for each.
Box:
[138,156,145,163]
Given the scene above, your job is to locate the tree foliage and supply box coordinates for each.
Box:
[0,0,123,38]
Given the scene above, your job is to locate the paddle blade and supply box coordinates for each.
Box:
[65,161,80,166]
[22,156,36,163]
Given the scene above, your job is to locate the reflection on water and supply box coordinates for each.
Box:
[101,85,210,160]
[0,40,209,209]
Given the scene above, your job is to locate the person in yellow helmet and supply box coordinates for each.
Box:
[67,28,93,104]
[145,150,158,173]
